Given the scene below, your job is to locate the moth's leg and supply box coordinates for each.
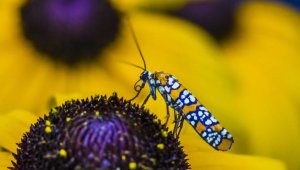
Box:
[141,93,151,108]
[164,105,170,126]
[129,80,146,101]
[173,109,180,137]
[175,113,185,139]
[161,92,171,126]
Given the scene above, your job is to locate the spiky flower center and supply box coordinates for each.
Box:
[11,94,190,169]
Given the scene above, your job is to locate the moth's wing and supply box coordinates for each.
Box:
[185,104,234,151]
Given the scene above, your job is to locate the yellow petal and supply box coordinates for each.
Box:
[189,152,286,170]
[0,110,37,152]
[111,0,188,11]
[224,1,300,101]
[0,152,13,169]
[222,1,300,169]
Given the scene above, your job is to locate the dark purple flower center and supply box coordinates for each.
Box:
[172,0,240,41]
[20,0,121,65]
[62,115,142,168]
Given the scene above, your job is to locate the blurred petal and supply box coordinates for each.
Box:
[111,0,188,11]
[222,1,300,169]
[0,110,37,152]
[0,152,13,169]
[189,152,286,170]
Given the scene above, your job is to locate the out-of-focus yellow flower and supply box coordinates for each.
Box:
[0,109,287,169]
[0,0,224,116]
[222,1,300,170]
[0,0,296,169]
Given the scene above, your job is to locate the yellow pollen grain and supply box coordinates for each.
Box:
[52,108,58,114]
[153,119,158,124]
[129,162,137,170]
[161,130,168,138]
[95,111,100,116]
[45,126,52,133]
[45,120,51,126]
[66,117,71,122]
[59,149,67,157]
[150,158,157,165]
[121,155,126,161]
[157,143,165,150]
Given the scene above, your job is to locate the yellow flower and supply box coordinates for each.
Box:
[0,108,286,169]
[221,1,300,170]
[0,0,296,169]
[0,0,200,115]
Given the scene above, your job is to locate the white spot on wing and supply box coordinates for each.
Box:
[172,82,180,89]
[167,95,171,103]
[150,79,155,84]
[199,106,207,111]
[221,129,227,136]
[211,117,218,123]
[158,86,165,94]
[168,77,174,85]
[205,119,212,125]
[165,86,170,93]
[189,95,196,102]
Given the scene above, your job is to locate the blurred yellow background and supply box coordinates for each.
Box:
[0,0,299,169]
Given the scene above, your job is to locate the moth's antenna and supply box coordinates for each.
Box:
[119,60,144,70]
[127,18,147,70]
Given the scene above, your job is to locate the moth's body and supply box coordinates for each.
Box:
[140,70,234,151]
[127,22,233,151]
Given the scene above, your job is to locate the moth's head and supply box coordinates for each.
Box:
[140,70,151,83]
